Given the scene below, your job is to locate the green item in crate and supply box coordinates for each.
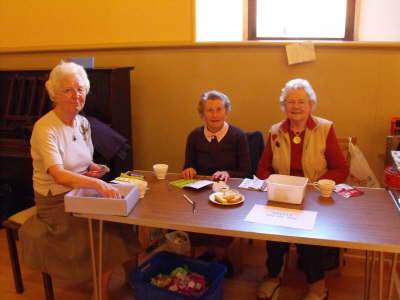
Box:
[170,265,189,277]
[151,264,207,297]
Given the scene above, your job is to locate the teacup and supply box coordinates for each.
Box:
[313,179,336,198]
[212,181,229,193]
[153,164,168,179]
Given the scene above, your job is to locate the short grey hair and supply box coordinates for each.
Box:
[198,90,232,115]
[45,61,90,102]
[279,78,317,111]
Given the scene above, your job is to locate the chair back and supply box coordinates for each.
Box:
[337,136,357,163]
[246,131,265,176]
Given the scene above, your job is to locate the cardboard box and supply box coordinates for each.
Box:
[64,184,140,216]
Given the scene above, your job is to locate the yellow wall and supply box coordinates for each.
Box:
[0,0,194,49]
[1,1,399,183]
[1,44,399,184]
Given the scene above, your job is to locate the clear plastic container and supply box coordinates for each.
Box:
[266,174,308,204]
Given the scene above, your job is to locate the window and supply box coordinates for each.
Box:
[196,0,244,42]
[196,0,355,41]
[248,0,355,40]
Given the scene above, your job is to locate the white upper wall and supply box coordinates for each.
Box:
[357,0,400,41]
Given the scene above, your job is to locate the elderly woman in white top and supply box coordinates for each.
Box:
[20,61,139,300]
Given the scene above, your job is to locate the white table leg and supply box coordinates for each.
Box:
[394,268,400,298]
[88,218,99,300]
[98,220,104,300]
[389,253,398,299]
[379,252,383,300]
[364,250,375,300]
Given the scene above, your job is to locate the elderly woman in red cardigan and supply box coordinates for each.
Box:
[256,79,349,300]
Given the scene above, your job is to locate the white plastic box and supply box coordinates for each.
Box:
[266,174,308,204]
[64,184,140,216]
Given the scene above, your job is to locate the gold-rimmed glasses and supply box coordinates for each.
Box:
[284,100,309,107]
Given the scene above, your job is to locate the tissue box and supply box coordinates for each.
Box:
[267,174,308,204]
[64,184,140,216]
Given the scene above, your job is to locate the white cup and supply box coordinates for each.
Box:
[153,164,168,179]
[212,181,229,193]
[314,179,336,198]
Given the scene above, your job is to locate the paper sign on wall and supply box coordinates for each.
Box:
[285,41,316,65]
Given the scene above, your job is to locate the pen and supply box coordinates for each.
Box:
[183,194,197,214]
[183,194,194,205]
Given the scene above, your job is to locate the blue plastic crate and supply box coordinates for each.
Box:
[129,251,226,300]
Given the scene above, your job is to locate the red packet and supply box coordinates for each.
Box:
[334,184,363,198]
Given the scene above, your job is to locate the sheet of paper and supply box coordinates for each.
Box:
[285,41,316,65]
[244,204,317,230]
[184,180,213,189]
[238,176,267,191]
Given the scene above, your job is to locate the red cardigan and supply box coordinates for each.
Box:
[256,118,349,183]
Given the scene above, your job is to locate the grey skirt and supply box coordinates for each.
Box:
[20,192,140,282]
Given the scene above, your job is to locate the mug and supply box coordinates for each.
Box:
[313,179,336,198]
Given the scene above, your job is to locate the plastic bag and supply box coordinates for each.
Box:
[346,142,380,188]
[165,231,191,256]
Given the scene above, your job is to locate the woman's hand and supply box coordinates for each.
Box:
[211,171,230,182]
[48,165,120,198]
[182,168,197,179]
[83,164,110,178]
[94,180,121,198]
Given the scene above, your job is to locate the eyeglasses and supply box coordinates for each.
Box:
[60,87,87,97]
[284,100,309,107]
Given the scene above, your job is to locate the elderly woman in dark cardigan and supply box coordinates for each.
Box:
[181,90,251,277]
[182,90,251,181]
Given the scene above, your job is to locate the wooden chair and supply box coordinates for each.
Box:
[245,131,265,176]
[337,136,357,163]
[2,206,55,300]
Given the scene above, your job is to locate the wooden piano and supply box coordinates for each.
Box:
[0,67,134,223]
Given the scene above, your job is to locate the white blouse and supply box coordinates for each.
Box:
[30,111,93,196]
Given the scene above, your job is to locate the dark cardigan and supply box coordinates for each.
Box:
[183,125,251,178]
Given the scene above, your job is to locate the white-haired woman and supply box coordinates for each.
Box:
[256,79,349,300]
[20,61,139,299]
[182,90,251,181]
[181,90,251,277]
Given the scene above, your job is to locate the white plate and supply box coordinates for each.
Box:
[209,192,245,206]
